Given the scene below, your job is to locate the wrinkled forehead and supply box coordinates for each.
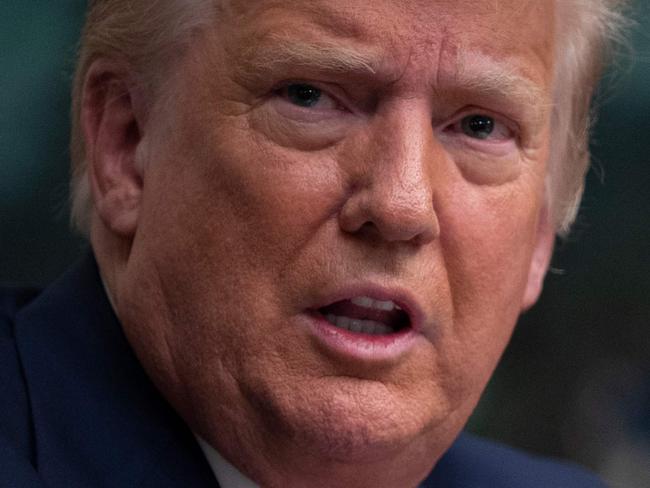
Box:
[218,0,556,85]
[221,0,556,45]
[212,0,556,101]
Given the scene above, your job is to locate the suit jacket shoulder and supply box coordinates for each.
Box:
[422,433,608,487]
[0,287,42,487]
[0,256,216,488]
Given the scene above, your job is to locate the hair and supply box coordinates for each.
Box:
[69,0,630,236]
[550,0,629,235]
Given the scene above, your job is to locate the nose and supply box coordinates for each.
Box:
[338,106,441,246]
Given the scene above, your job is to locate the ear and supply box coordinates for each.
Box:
[521,204,556,311]
[82,60,146,237]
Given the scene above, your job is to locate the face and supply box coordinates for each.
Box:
[113,0,556,486]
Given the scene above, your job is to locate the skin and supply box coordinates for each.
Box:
[84,0,557,486]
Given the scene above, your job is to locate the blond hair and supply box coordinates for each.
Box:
[69,0,629,236]
[551,0,629,235]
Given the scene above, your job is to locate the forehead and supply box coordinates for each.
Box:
[220,0,556,85]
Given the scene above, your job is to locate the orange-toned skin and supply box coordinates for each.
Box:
[85,1,557,486]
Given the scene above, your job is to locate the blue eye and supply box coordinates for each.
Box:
[286,84,322,108]
[461,115,495,140]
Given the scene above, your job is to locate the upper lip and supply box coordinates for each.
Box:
[309,284,427,335]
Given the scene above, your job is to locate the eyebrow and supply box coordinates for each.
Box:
[235,34,380,83]
[235,36,550,122]
[450,54,549,111]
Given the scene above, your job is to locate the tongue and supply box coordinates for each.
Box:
[320,300,408,330]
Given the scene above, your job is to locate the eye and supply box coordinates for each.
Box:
[443,113,515,144]
[285,84,323,108]
[274,83,341,112]
[259,81,354,149]
[460,115,496,140]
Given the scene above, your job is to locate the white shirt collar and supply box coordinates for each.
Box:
[195,435,260,488]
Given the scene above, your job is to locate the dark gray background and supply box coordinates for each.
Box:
[1,2,648,486]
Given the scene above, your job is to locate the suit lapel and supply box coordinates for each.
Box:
[14,254,218,487]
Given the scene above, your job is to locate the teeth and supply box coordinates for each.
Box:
[335,315,351,329]
[350,296,374,308]
[361,321,392,335]
[377,300,396,311]
[350,296,399,312]
[349,319,363,333]
[324,314,394,335]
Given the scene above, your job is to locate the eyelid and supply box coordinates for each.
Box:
[442,108,520,142]
[272,80,350,112]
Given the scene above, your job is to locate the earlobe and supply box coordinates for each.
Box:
[82,60,145,237]
[521,204,556,311]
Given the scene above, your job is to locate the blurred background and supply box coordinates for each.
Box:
[1,2,648,487]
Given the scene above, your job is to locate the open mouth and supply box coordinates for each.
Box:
[316,296,411,336]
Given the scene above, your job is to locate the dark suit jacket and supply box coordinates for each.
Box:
[0,254,607,487]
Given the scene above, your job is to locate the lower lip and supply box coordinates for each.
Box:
[302,312,421,362]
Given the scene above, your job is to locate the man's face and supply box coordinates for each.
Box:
[116,0,556,484]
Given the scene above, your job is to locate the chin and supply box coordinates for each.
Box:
[256,374,453,463]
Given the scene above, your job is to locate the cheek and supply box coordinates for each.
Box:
[147,114,346,274]
[130,114,356,369]
[436,181,542,372]
[448,189,538,304]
